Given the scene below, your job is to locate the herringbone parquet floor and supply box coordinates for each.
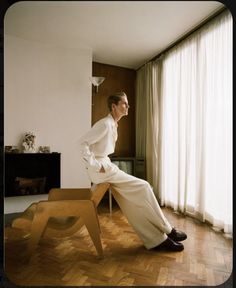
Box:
[4,202,232,286]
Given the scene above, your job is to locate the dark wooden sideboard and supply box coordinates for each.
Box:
[4,153,61,197]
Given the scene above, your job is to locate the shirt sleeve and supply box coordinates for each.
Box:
[79,120,108,171]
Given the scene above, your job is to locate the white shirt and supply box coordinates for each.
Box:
[79,114,118,172]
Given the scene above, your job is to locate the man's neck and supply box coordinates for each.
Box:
[110,112,122,124]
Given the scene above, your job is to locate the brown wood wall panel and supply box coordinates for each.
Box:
[92,62,136,157]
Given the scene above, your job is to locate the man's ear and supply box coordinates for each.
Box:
[111,103,116,111]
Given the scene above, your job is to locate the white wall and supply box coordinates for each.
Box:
[4,35,92,213]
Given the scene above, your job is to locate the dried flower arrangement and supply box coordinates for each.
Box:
[22,132,36,153]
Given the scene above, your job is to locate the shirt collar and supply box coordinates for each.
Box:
[108,113,118,128]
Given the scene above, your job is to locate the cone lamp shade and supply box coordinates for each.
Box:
[90,76,105,93]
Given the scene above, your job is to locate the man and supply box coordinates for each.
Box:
[79,91,187,251]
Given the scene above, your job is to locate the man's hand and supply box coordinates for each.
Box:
[99,165,105,173]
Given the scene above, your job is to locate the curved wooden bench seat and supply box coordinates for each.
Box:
[10,182,110,259]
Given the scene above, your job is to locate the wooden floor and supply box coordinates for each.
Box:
[4,202,232,286]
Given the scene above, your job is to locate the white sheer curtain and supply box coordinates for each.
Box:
[160,11,232,235]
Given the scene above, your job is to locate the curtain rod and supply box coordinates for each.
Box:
[136,6,228,71]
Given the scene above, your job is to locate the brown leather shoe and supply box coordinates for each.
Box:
[153,237,184,252]
[167,227,187,242]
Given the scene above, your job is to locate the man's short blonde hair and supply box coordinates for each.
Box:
[107,92,127,111]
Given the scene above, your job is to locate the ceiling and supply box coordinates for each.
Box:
[4,1,225,69]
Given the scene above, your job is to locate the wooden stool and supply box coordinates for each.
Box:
[10,182,111,259]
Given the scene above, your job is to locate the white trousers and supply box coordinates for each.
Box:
[87,157,172,249]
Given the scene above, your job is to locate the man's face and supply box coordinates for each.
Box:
[113,96,129,117]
